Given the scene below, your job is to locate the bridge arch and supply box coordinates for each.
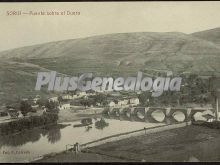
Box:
[121,107,132,119]
[189,108,214,121]
[132,107,146,120]
[151,110,166,122]
[145,107,167,123]
[171,111,186,122]
[168,108,187,122]
[110,107,120,117]
[102,106,212,123]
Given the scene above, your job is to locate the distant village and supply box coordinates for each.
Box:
[0,72,219,123]
[0,89,140,123]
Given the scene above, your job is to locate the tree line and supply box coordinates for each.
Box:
[0,113,58,135]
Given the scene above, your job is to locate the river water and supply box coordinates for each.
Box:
[0,109,189,163]
[0,115,168,163]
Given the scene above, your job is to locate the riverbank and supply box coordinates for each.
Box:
[35,125,220,162]
[0,113,58,136]
[0,107,102,136]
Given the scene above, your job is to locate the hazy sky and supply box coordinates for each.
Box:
[1,2,220,51]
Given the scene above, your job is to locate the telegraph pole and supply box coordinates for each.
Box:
[215,96,219,121]
[216,89,220,121]
[209,75,219,121]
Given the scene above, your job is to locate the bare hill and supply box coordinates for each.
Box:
[192,27,220,47]
[0,32,220,75]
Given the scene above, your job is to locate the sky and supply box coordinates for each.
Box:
[1,2,220,51]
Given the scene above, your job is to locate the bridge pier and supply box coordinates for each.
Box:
[144,107,150,123]
[165,107,172,124]
[186,108,192,122]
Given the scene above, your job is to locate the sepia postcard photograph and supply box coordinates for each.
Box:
[0,1,220,163]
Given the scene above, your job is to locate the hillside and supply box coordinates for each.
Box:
[0,31,220,105]
[0,32,220,75]
[192,27,220,47]
[0,60,65,106]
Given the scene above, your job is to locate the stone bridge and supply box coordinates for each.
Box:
[102,106,213,124]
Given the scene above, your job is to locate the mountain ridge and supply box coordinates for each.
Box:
[0,29,220,105]
[191,27,220,47]
[0,31,219,74]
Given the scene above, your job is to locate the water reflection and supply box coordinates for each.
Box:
[46,128,61,144]
[0,118,165,163]
[0,124,67,148]
[0,130,41,148]
[188,156,200,162]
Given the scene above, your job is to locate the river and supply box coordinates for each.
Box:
[0,110,188,163]
[0,117,167,162]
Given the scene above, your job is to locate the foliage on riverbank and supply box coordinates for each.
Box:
[0,113,58,135]
[201,121,220,129]
[0,123,69,149]
[193,121,220,129]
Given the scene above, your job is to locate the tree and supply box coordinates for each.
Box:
[93,94,107,106]
[58,96,63,104]
[138,92,151,106]
[20,100,33,117]
[209,75,218,108]
[36,98,47,107]
[45,100,58,111]
[80,99,90,109]
[102,100,108,106]
[95,118,109,130]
